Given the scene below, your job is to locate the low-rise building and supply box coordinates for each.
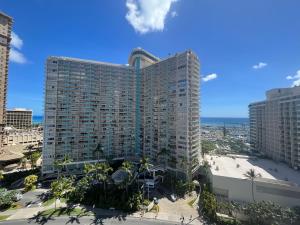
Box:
[206,154,300,207]
[2,127,43,146]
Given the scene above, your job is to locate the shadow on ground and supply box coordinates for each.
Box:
[27,204,129,225]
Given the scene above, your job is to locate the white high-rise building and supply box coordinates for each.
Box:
[249,86,300,169]
[43,48,201,178]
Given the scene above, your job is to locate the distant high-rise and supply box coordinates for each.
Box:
[0,12,13,146]
[43,48,201,178]
[6,108,33,129]
[249,86,300,169]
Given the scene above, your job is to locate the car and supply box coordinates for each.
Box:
[170,194,177,202]
[15,193,23,201]
[37,182,42,188]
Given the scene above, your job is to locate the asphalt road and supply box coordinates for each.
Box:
[18,189,47,208]
[0,216,181,225]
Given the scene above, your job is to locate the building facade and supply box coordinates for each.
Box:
[0,12,12,147]
[6,108,33,129]
[43,48,201,177]
[249,86,300,169]
[2,128,43,146]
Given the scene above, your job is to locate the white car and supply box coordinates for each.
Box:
[15,193,23,201]
[170,194,177,202]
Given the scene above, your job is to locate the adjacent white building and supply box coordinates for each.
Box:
[206,155,300,207]
[43,48,202,177]
[249,86,300,169]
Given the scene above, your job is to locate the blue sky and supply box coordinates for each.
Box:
[1,0,300,117]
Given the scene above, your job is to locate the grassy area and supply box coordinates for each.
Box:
[9,202,23,210]
[42,197,66,207]
[150,204,159,213]
[188,198,197,207]
[0,215,10,221]
[42,198,56,207]
[39,207,93,217]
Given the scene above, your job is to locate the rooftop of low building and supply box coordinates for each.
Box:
[205,154,300,186]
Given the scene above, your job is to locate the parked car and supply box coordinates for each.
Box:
[15,193,23,201]
[170,194,177,202]
[37,183,42,188]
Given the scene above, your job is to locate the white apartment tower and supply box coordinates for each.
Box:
[43,48,201,177]
[249,86,300,169]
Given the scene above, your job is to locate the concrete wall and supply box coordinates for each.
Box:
[210,173,300,207]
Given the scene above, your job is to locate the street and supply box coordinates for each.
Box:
[0,216,181,225]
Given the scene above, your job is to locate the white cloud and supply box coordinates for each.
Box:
[253,62,267,69]
[11,32,23,50]
[9,32,27,64]
[286,70,300,87]
[9,48,27,64]
[125,0,178,34]
[171,11,177,18]
[203,73,218,82]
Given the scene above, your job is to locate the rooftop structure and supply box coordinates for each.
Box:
[206,154,300,186]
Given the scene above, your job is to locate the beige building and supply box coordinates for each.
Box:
[6,108,33,129]
[43,48,202,177]
[0,12,12,147]
[2,128,43,146]
[249,86,300,169]
[206,155,300,207]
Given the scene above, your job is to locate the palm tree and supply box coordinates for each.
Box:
[26,144,35,168]
[94,143,104,162]
[54,160,63,178]
[244,168,261,202]
[96,162,113,201]
[61,154,72,173]
[139,157,150,199]
[121,161,133,195]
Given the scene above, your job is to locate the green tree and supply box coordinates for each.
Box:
[121,161,134,195]
[54,159,63,178]
[0,170,3,181]
[50,176,74,209]
[94,143,104,161]
[139,156,150,198]
[30,152,41,168]
[200,190,217,221]
[0,188,18,209]
[61,154,72,173]
[245,201,298,225]
[24,175,38,192]
[201,140,215,155]
[96,162,113,201]
[244,169,261,202]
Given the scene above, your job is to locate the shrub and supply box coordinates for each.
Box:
[24,175,38,192]
[200,190,217,220]
[0,188,18,209]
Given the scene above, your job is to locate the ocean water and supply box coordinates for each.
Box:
[201,117,248,127]
[33,115,249,127]
[33,115,43,124]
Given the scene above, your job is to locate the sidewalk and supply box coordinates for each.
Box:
[0,200,203,224]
